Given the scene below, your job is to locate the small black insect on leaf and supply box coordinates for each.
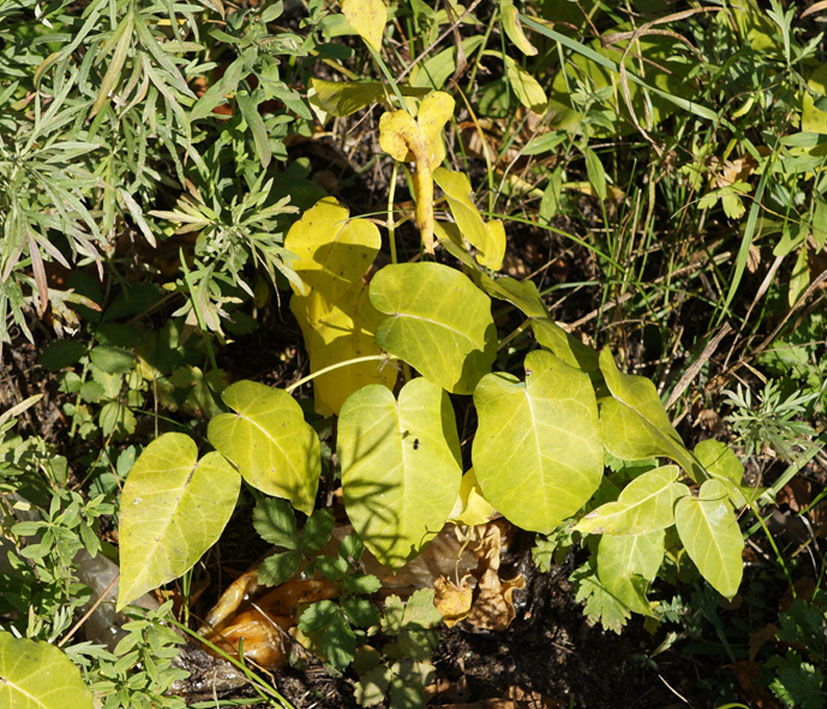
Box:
[413,438,420,450]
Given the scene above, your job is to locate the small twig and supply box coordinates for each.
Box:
[665,322,733,410]
[58,573,119,647]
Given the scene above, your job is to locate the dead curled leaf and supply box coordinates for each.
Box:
[378,92,454,254]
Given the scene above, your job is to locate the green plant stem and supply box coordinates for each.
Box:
[365,43,406,111]
[388,160,399,265]
[285,354,399,394]
[748,499,796,596]
[178,248,218,373]
[167,617,293,709]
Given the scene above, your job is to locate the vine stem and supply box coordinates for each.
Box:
[285,354,399,394]
[387,160,399,264]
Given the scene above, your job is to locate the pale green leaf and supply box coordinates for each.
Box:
[576,465,688,535]
[307,78,388,121]
[370,262,497,394]
[433,168,504,269]
[694,439,746,507]
[0,632,93,709]
[479,274,547,318]
[472,349,603,532]
[531,317,599,372]
[500,0,537,55]
[504,55,547,112]
[117,433,240,609]
[788,244,810,307]
[597,530,664,616]
[207,381,321,515]
[338,378,462,568]
[598,349,699,478]
[236,93,272,169]
[675,479,744,599]
[583,147,607,202]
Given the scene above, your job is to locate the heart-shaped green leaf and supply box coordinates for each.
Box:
[208,380,321,515]
[598,349,699,479]
[576,465,689,535]
[117,432,240,609]
[597,530,664,616]
[472,349,603,532]
[675,479,744,599]
[0,632,93,708]
[338,378,462,568]
[370,262,496,394]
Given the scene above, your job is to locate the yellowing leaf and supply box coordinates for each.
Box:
[500,0,537,55]
[433,167,504,270]
[433,575,474,627]
[284,197,396,414]
[118,433,240,609]
[207,382,320,515]
[378,93,455,253]
[338,378,463,567]
[802,63,827,135]
[291,287,395,415]
[448,469,496,526]
[341,0,386,52]
[0,633,94,708]
[504,55,547,112]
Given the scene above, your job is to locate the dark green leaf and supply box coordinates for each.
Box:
[258,550,300,587]
[252,498,298,549]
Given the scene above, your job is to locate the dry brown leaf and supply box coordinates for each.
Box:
[749,623,778,661]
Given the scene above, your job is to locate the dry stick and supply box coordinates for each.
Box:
[665,321,733,410]
[603,6,722,156]
[58,572,120,648]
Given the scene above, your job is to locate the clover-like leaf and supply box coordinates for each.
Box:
[576,465,689,535]
[117,433,240,609]
[207,381,321,515]
[472,349,603,532]
[371,262,496,394]
[338,378,462,568]
[675,479,744,599]
[599,349,699,478]
[0,632,94,708]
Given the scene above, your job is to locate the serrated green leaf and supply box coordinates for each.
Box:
[0,631,93,708]
[355,665,391,707]
[301,508,335,555]
[576,465,687,535]
[207,380,321,515]
[117,433,240,609]
[338,378,462,567]
[343,597,381,627]
[596,530,664,616]
[370,262,497,394]
[252,498,298,549]
[598,349,700,479]
[675,479,744,599]
[89,345,135,374]
[473,349,603,533]
[572,563,630,634]
[258,550,300,587]
[343,573,382,595]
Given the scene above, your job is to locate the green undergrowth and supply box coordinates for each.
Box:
[1,0,825,707]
